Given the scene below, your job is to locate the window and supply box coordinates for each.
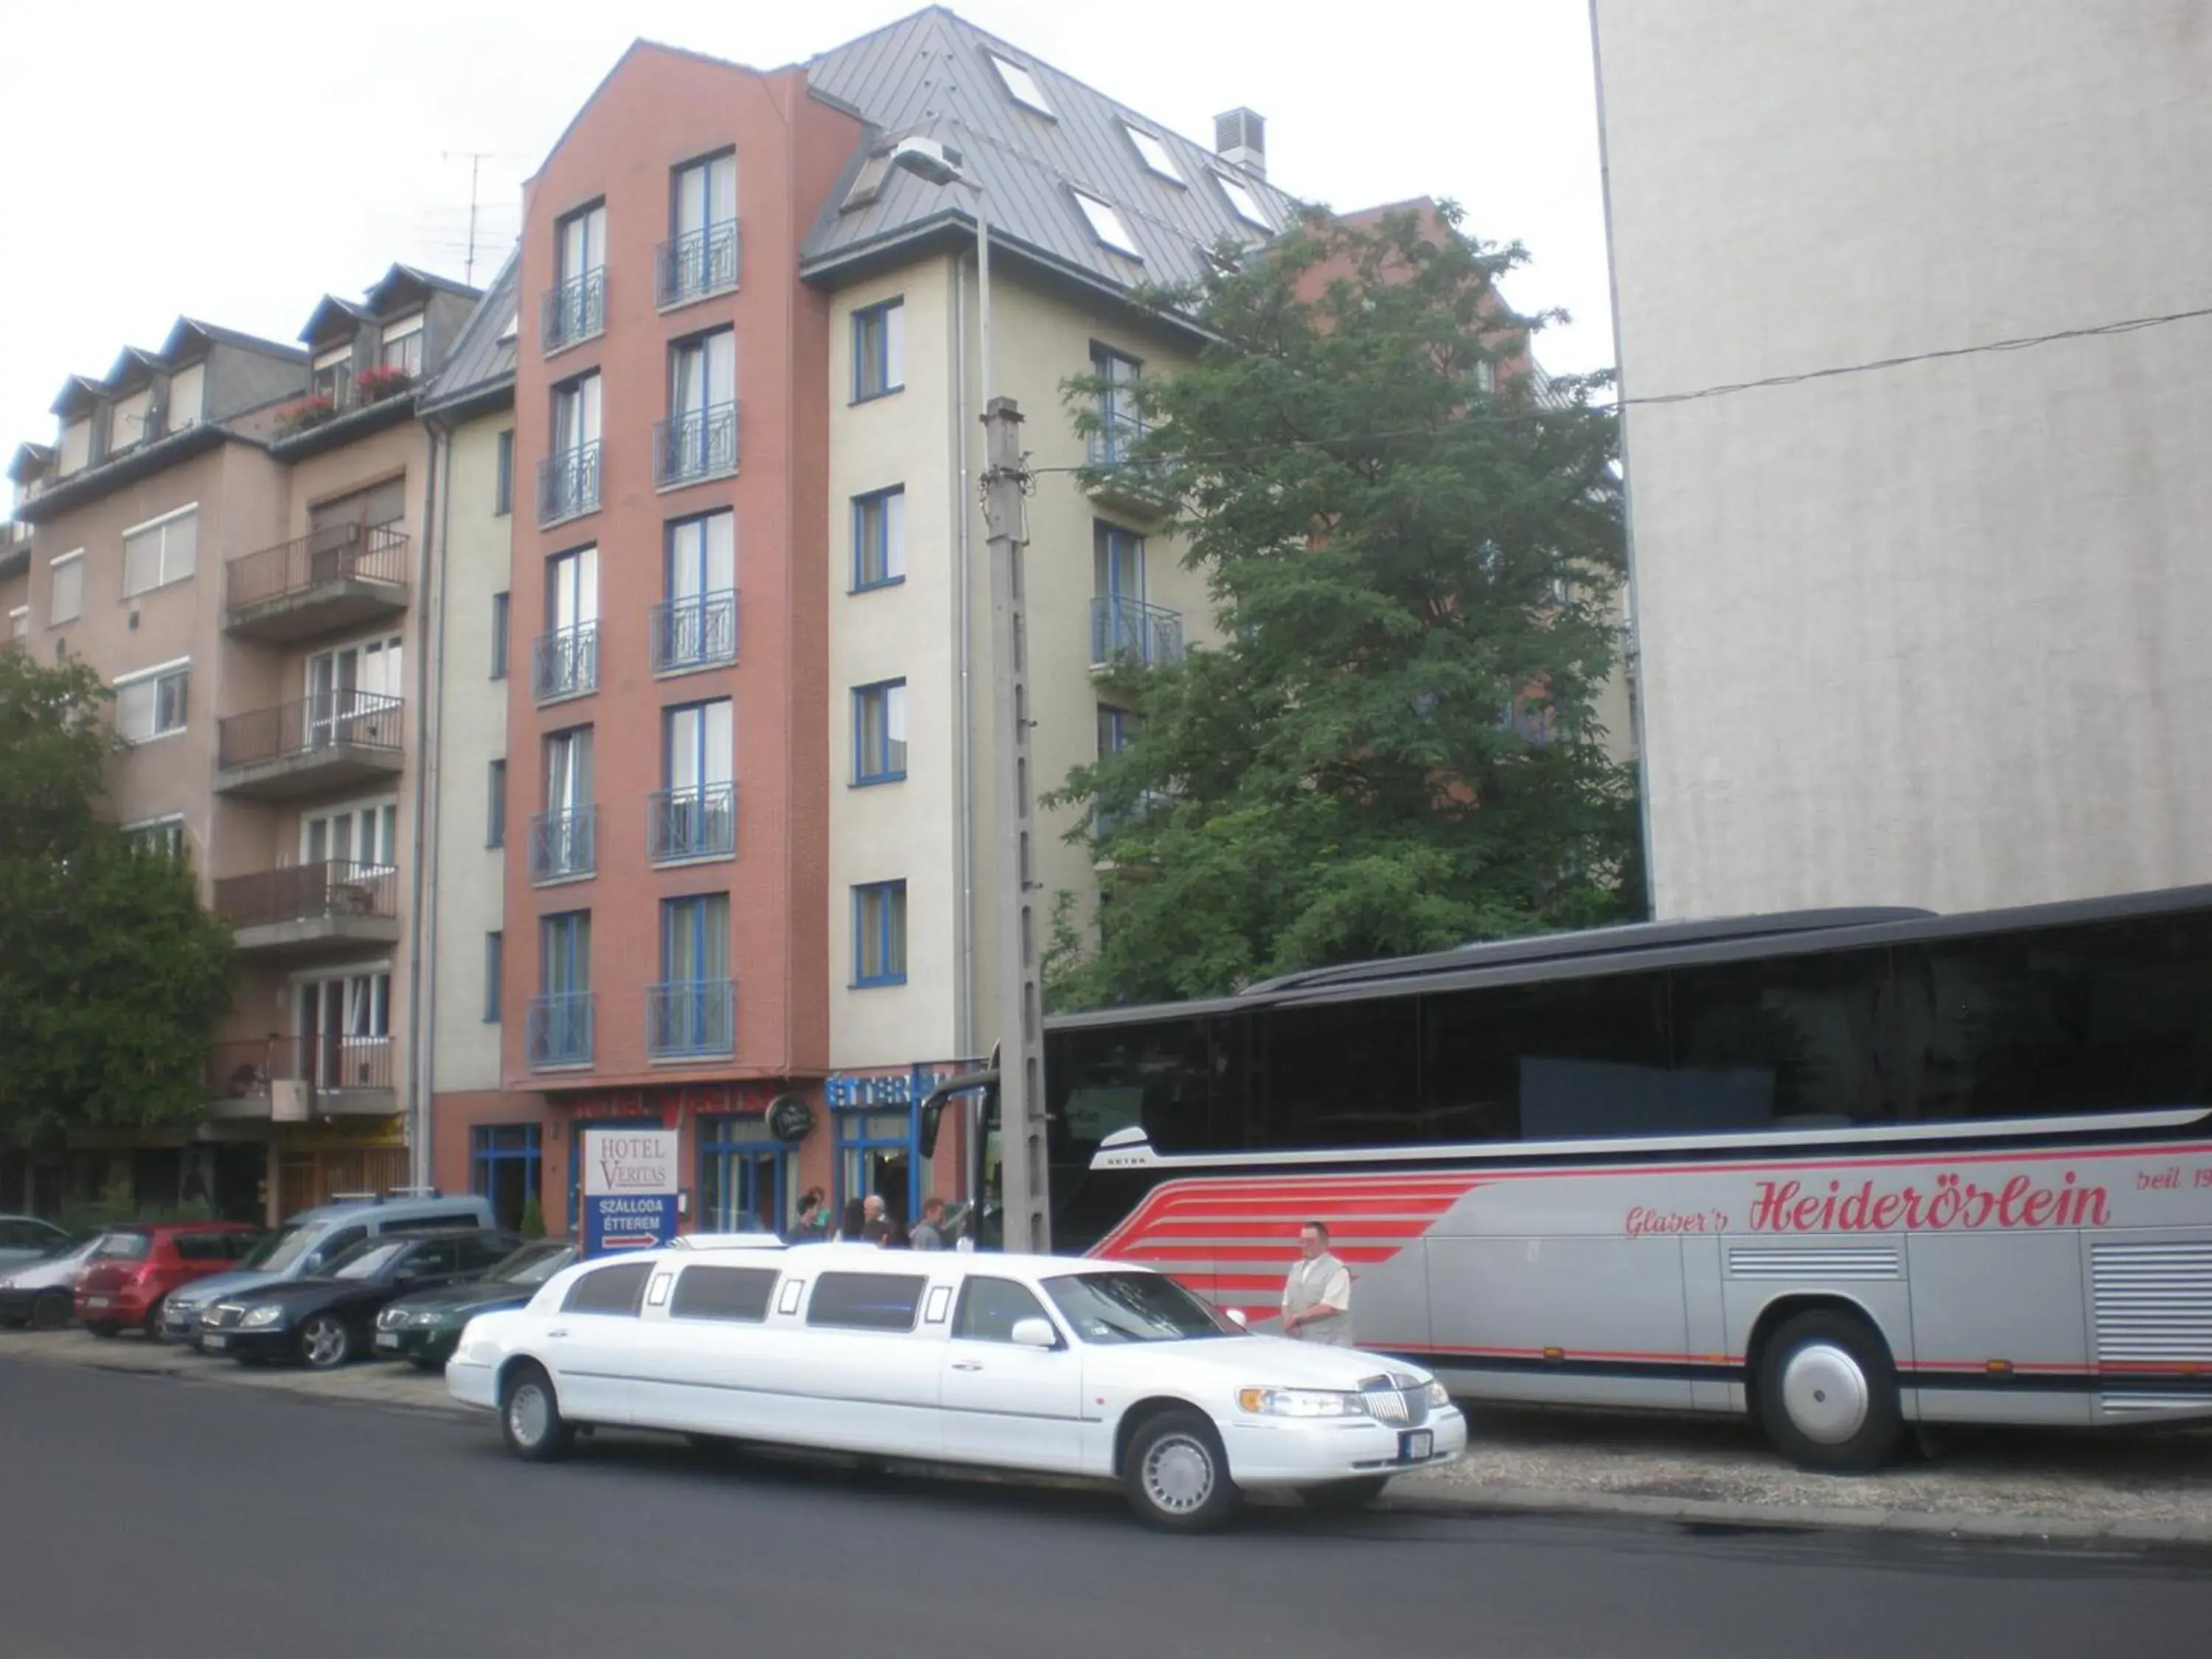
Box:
[987,51,1054,116]
[658,698,735,862]
[173,1233,232,1264]
[665,150,740,305]
[1215,172,1271,230]
[48,553,83,625]
[484,931,503,1022]
[312,344,353,407]
[549,203,609,349]
[115,662,189,743]
[487,759,507,846]
[539,546,598,699]
[122,507,197,597]
[852,300,905,401]
[7,605,26,642]
[380,313,425,376]
[656,894,733,1056]
[108,386,153,453]
[546,375,603,524]
[1091,345,1143,463]
[851,486,905,590]
[470,1125,539,1233]
[854,880,908,986]
[128,815,187,860]
[560,1260,650,1315]
[301,799,396,869]
[490,591,509,679]
[853,681,908,785]
[699,1114,782,1232]
[167,362,205,429]
[952,1276,1052,1344]
[806,1270,926,1332]
[671,1265,777,1324]
[840,148,895,214]
[1072,191,1141,260]
[538,728,594,880]
[494,432,514,517]
[296,970,392,1090]
[1097,704,1141,757]
[57,419,91,476]
[660,511,737,672]
[661,329,738,484]
[1123,125,1183,184]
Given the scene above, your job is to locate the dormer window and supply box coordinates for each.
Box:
[108,385,154,453]
[1215,172,1272,230]
[987,52,1054,117]
[380,313,425,378]
[1124,125,1184,185]
[57,418,91,478]
[312,344,353,407]
[1072,190,1141,260]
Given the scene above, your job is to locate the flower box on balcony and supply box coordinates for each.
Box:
[274,395,338,438]
[357,367,414,405]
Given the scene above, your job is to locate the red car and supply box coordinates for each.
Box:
[74,1223,263,1338]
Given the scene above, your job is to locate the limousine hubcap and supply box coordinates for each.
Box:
[1144,1434,1215,1513]
[509,1383,549,1447]
[1781,1341,1869,1444]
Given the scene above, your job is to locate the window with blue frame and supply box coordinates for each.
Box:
[852,299,904,402]
[851,486,905,590]
[699,1114,786,1234]
[852,880,907,987]
[835,1108,917,1235]
[653,894,732,1057]
[852,680,907,785]
[532,911,592,1068]
[471,1124,540,1233]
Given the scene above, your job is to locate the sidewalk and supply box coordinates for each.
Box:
[10,1329,2211,1543]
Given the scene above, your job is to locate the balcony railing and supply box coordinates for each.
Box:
[206,1034,394,1099]
[226,524,408,617]
[1088,406,1169,511]
[540,267,607,353]
[1090,596,1186,669]
[212,860,397,930]
[529,805,597,883]
[527,992,595,1068]
[648,782,737,863]
[532,621,599,702]
[538,442,602,526]
[217,691,406,771]
[647,979,735,1060]
[656,220,742,308]
[650,590,737,673]
[1094,789,1175,841]
[653,401,738,489]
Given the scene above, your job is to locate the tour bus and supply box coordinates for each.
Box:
[928,884,2212,1470]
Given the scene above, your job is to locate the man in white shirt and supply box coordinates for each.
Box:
[1280,1220,1353,1346]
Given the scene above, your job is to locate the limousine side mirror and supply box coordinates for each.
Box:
[1224,1309,1250,1329]
[1009,1318,1059,1351]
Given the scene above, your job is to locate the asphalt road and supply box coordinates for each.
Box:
[1,1357,2206,1659]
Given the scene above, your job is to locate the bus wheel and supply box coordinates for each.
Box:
[1757,1308,1902,1474]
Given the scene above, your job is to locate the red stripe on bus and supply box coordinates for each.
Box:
[1116,1217,1441,1242]
[1385,1340,1745,1366]
[1116,1243,1401,1265]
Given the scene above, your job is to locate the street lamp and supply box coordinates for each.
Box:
[889,136,991,403]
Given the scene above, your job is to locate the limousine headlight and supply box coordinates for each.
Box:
[241,1306,284,1328]
[1422,1380,1451,1410]
[1237,1387,1371,1419]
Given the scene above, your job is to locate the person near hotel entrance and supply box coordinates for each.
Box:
[785,1188,829,1245]
[1280,1220,1353,1345]
[909,1195,947,1251]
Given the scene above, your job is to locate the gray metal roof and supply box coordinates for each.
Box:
[420,246,518,415]
[802,6,1303,298]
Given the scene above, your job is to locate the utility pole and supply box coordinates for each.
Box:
[981,397,1048,1254]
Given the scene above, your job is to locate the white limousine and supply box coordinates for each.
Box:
[446,1242,1466,1529]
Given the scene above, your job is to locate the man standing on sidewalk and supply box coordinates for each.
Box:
[1280,1220,1353,1345]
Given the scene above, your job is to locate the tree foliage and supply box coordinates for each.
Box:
[0,649,233,1144]
[1046,204,1640,1009]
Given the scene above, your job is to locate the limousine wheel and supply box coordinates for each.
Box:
[501,1363,575,1462]
[1757,1308,1902,1474]
[1126,1410,1239,1532]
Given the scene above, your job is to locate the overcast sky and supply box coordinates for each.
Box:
[0,0,1610,467]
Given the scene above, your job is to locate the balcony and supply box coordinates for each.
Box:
[650,590,737,675]
[647,979,736,1060]
[654,402,738,490]
[224,525,408,643]
[527,992,595,1069]
[540,268,607,355]
[204,1034,395,1120]
[1087,411,1170,519]
[1090,596,1186,671]
[648,782,737,864]
[538,442,602,528]
[532,621,599,703]
[212,860,400,956]
[215,692,404,801]
[529,806,597,883]
[656,221,742,309]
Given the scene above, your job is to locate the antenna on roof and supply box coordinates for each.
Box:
[442,151,506,287]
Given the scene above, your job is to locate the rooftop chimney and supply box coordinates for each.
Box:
[1214,108,1266,178]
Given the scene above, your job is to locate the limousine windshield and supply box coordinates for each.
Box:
[1043,1271,1242,1343]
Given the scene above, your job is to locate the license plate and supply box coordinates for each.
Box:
[204,1334,229,1351]
[1399,1430,1433,1462]
[375,1332,400,1349]
[85,1296,110,1310]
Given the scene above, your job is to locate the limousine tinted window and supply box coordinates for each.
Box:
[806,1271,927,1332]
[952,1276,1050,1343]
[671,1265,779,1324]
[562,1261,653,1315]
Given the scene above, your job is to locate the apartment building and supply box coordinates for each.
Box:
[4,270,476,1221]
[1593,0,2212,917]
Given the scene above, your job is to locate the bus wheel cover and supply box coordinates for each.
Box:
[1757,1308,1902,1474]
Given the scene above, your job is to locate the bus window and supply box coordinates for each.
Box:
[1666,947,1899,1129]
[1422,971,1672,1143]
[1046,1015,1234,1157]
[1263,997,1420,1148]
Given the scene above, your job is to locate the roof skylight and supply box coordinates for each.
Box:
[1215,172,1272,229]
[1124,125,1184,185]
[988,52,1054,116]
[1072,191,1142,260]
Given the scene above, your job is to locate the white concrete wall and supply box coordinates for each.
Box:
[1596,0,2212,918]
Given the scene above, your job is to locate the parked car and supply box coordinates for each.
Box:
[160,1193,496,1344]
[74,1223,264,1338]
[374,1239,578,1369]
[0,1215,69,1270]
[0,1233,104,1329]
[209,1228,519,1369]
[447,1242,1468,1531]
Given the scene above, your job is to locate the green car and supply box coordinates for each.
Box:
[371,1239,576,1369]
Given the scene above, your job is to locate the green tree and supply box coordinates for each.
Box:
[1046,204,1639,1009]
[0,650,233,1144]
